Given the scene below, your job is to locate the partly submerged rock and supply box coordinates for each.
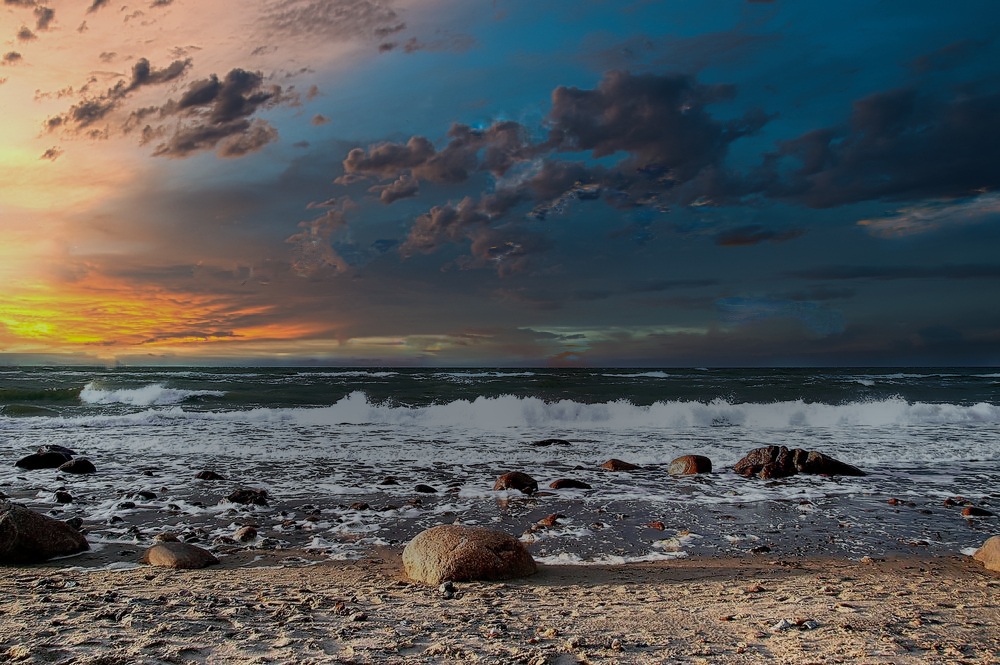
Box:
[963,506,996,518]
[58,458,96,474]
[141,542,219,569]
[414,484,438,493]
[549,478,592,490]
[0,501,89,564]
[195,470,226,481]
[531,439,571,447]
[600,459,640,471]
[234,526,257,542]
[15,451,71,470]
[668,455,713,475]
[226,488,269,506]
[493,472,538,495]
[402,524,537,585]
[733,446,865,479]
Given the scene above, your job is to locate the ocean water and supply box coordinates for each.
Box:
[1,366,998,566]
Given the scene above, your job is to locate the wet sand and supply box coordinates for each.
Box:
[1,549,997,664]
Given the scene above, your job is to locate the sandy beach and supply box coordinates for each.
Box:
[1,548,997,664]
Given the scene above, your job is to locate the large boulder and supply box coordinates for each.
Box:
[0,501,89,563]
[15,451,71,470]
[402,524,537,585]
[141,542,219,569]
[733,446,865,479]
[973,536,1000,572]
[493,472,538,495]
[668,455,713,475]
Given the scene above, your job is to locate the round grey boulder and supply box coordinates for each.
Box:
[973,536,1000,572]
[141,542,219,569]
[402,524,537,585]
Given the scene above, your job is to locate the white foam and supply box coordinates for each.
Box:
[601,371,670,378]
[80,382,225,406]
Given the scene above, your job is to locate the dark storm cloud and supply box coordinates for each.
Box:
[752,86,1000,208]
[714,224,804,246]
[3,0,35,5]
[16,26,36,41]
[39,147,63,161]
[787,264,1000,280]
[343,121,530,184]
[52,58,192,130]
[150,0,173,7]
[260,0,404,41]
[908,39,989,75]
[338,70,774,273]
[542,71,770,180]
[215,120,280,158]
[51,62,296,159]
[150,69,297,157]
[400,197,488,257]
[34,5,53,29]
[368,174,418,204]
[86,0,109,13]
[1,52,23,65]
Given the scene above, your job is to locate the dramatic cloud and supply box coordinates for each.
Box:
[311,113,331,125]
[787,264,1000,280]
[1,52,23,65]
[16,26,36,42]
[33,5,53,30]
[753,86,1000,208]
[368,174,418,204]
[285,208,350,276]
[150,68,294,158]
[86,0,110,13]
[857,192,1000,238]
[53,58,192,130]
[39,146,63,161]
[49,61,296,159]
[150,0,174,6]
[339,70,773,273]
[714,224,804,246]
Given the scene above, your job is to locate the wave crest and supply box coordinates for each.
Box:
[79,383,225,406]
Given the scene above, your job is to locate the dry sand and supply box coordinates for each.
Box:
[0,549,998,664]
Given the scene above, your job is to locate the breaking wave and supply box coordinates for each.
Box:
[79,382,225,406]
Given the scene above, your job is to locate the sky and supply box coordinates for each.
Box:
[1,0,999,367]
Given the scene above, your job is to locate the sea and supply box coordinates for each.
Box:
[1,366,998,567]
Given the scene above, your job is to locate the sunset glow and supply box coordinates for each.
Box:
[1,0,998,365]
